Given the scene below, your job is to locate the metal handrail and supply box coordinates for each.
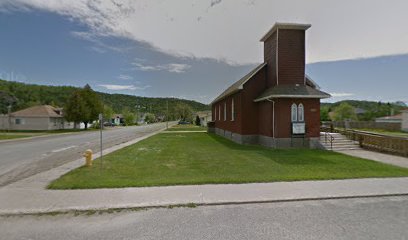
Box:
[324,131,335,150]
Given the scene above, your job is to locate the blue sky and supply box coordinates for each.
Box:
[0,0,407,104]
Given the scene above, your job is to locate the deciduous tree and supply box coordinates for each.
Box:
[123,108,136,125]
[333,103,357,121]
[174,103,193,122]
[80,84,103,129]
[64,91,86,129]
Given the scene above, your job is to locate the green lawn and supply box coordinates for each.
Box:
[165,124,207,131]
[357,128,408,138]
[49,132,408,189]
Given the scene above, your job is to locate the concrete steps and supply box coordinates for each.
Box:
[319,132,361,151]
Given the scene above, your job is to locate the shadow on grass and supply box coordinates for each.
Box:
[207,133,334,165]
[207,133,260,151]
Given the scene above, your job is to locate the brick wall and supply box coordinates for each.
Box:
[277,29,306,85]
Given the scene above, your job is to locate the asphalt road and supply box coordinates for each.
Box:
[0,196,407,240]
[0,123,170,186]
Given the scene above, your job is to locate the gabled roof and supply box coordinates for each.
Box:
[254,85,331,102]
[196,110,212,118]
[112,114,124,118]
[11,105,63,118]
[211,63,266,105]
[305,75,320,89]
[260,22,311,42]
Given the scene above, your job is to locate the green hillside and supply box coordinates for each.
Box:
[0,79,209,116]
[322,100,406,121]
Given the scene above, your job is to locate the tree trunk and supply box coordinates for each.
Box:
[84,122,88,130]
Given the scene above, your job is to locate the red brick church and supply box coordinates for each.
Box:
[210,23,330,148]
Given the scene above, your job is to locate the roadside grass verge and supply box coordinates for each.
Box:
[49,132,408,189]
[0,134,34,140]
[0,128,101,141]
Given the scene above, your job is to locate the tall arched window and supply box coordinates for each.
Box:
[298,103,304,122]
[231,98,235,121]
[224,102,227,121]
[218,105,221,120]
[291,103,298,122]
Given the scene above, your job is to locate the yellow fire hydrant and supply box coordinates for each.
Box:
[83,149,93,167]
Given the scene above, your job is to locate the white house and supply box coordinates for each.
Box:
[402,109,408,132]
[375,114,402,123]
[0,105,75,131]
[196,111,212,127]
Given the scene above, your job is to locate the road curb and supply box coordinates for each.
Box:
[1,193,407,216]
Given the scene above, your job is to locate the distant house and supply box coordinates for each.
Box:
[0,105,74,130]
[196,111,212,127]
[402,109,408,132]
[355,108,366,115]
[375,114,402,123]
[110,114,124,125]
[210,23,330,148]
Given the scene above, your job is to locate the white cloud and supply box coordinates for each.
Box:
[99,84,150,91]
[118,74,133,80]
[2,0,408,64]
[132,62,191,73]
[166,64,191,73]
[330,92,354,97]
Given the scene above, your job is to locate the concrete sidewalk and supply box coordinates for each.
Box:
[1,177,408,215]
[337,149,408,168]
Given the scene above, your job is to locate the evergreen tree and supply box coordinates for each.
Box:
[195,115,201,126]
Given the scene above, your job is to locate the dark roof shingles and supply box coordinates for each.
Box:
[254,85,330,101]
[211,63,266,104]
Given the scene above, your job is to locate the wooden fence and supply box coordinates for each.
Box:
[325,121,401,131]
[321,126,408,157]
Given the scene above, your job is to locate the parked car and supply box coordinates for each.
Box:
[178,120,190,125]
[103,122,114,127]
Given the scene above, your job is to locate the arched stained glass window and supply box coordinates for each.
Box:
[231,98,235,121]
[291,103,298,122]
[298,103,304,122]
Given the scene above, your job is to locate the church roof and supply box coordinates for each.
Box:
[254,84,331,102]
[210,63,266,105]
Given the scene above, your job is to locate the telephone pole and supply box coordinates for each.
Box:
[166,100,169,129]
[7,105,11,133]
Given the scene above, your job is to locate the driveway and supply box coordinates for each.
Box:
[0,123,171,186]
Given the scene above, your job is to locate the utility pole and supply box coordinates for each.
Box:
[166,100,169,129]
[99,113,103,170]
[7,105,11,133]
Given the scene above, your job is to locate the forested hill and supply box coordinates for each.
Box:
[0,79,210,115]
[321,100,406,121]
